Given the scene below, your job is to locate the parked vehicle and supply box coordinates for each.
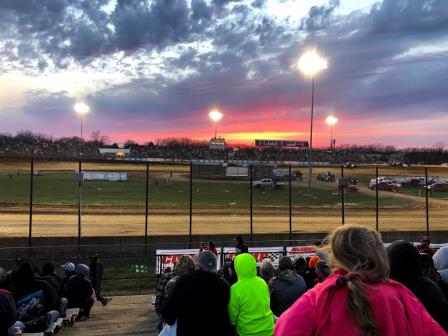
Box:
[425,183,448,192]
[370,181,402,192]
[253,178,284,189]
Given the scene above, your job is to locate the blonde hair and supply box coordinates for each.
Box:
[327,225,389,336]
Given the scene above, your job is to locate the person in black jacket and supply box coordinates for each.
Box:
[39,261,67,315]
[89,255,111,307]
[40,262,63,297]
[66,264,95,320]
[235,235,248,254]
[9,262,57,313]
[61,262,76,295]
[269,257,306,317]
[162,251,231,336]
[0,268,17,336]
[388,240,448,331]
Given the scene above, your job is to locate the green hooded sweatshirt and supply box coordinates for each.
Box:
[228,253,274,336]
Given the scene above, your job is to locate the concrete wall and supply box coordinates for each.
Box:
[1,230,446,260]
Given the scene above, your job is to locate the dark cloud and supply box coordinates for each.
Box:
[301,0,340,32]
[1,0,448,145]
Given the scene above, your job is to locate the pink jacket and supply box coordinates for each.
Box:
[275,269,446,336]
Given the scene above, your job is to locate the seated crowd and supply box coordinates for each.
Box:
[0,255,111,335]
[155,228,448,336]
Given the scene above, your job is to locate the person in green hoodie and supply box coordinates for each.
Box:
[228,253,274,336]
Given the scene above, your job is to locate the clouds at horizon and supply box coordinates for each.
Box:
[0,0,447,147]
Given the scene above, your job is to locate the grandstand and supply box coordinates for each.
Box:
[2,132,447,164]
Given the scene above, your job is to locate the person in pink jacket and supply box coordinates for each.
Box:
[275,225,446,336]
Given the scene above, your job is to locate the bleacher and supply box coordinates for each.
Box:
[20,296,157,336]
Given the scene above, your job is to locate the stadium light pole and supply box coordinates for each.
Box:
[209,110,223,139]
[297,49,328,192]
[74,102,90,141]
[325,116,338,150]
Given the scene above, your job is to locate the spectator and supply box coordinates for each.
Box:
[421,253,448,301]
[276,225,445,336]
[303,256,320,289]
[208,241,218,256]
[0,268,17,336]
[66,264,95,320]
[221,259,238,286]
[228,253,274,336]
[235,235,248,254]
[89,255,111,307]
[39,261,67,315]
[9,262,57,312]
[40,262,63,298]
[388,240,448,331]
[315,261,330,284]
[293,256,307,278]
[417,236,436,256]
[61,262,76,294]
[269,257,306,317]
[155,255,195,331]
[433,246,448,284]
[260,259,275,284]
[162,251,231,336]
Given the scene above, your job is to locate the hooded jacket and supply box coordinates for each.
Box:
[269,269,306,317]
[162,270,231,336]
[228,253,274,336]
[275,269,445,336]
[388,241,448,331]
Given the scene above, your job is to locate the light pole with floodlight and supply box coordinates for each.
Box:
[209,110,223,139]
[74,102,90,141]
[73,102,90,246]
[326,115,338,150]
[298,49,328,192]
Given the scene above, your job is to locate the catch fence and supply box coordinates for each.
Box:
[0,157,447,248]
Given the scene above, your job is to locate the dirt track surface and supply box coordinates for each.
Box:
[0,204,446,237]
[0,161,447,237]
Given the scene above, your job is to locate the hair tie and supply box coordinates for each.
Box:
[336,276,347,286]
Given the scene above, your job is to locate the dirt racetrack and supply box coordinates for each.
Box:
[0,160,447,237]
[0,203,446,237]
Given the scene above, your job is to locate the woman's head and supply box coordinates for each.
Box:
[327,225,389,336]
[328,225,389,281]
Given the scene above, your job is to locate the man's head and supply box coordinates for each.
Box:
[42,261,55,275]
[279,256,294,272]
[76,264,90,278]
[196,251,217,273]
[62,262,76,274]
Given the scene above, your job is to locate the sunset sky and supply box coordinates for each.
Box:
[0,0,447,147]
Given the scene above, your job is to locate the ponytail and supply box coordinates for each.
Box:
[346,277,379,336]
[329,226,389,336]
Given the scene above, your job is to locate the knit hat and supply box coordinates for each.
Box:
[315,249,329,262]
[308,256,320,269]
[76,264,90,277]
[62,262,75,272]
[196,251,217,272]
